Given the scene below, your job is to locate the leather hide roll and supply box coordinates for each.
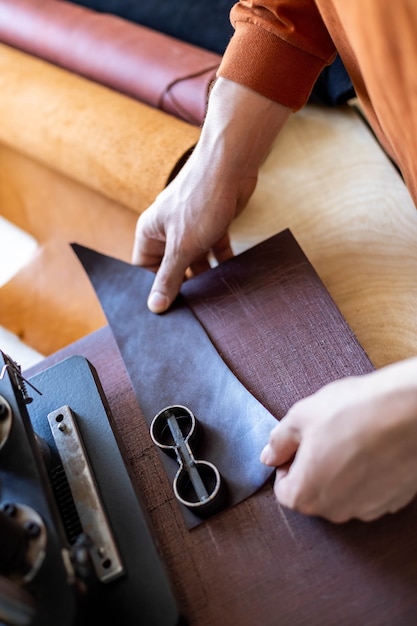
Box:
[0,0,221,125]
[0,43,200,214]
[68,0,235,55]
[0,42,200,355]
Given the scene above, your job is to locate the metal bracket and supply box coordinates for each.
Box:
[48,405,124,583]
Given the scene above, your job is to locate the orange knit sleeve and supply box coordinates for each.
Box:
[217,0,336,110]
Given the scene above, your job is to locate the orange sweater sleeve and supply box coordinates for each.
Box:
[217,0,336,110]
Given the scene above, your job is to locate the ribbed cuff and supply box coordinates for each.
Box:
[217,21,335,111]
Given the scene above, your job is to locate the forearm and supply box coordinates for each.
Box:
[371,357,417,432]
[194,77,292,192]
[132,77,291,313]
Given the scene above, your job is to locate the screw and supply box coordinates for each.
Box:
[1,502,17,517]
[0,403,8,422]
[24,520,41,539]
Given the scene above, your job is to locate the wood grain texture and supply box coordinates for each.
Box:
[230,104,417,369]
[1,97,415,365]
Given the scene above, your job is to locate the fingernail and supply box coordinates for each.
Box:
[260,444,271,464]
[148,291,169,313]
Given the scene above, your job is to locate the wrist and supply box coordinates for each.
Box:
[379,357,417,394]
[368,357,417,434]
[196,77,291,178]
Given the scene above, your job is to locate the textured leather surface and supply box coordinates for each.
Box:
[28,230,417,625]
[73,229,374,527]
[182,228,374,416]
[73,242,278,528]
[0,0,220,124]
[0,40,200,356]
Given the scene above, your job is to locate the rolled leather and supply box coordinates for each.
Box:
[0,41,201,356]
[0,43,200,214]
[69,0,235,55]
[0,0,221,125]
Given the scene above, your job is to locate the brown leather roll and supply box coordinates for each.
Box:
[0,43,200,214]
[0,41,200,355]
[0,0,221,125]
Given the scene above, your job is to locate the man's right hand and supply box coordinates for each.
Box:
[132,77,292,313]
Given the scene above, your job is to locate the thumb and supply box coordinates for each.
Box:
[260,421,301,467]
[147,252,188,313]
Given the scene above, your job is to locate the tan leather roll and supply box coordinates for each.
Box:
[0,0,221,125]
[0,43,200,215]
[0,42,200,355]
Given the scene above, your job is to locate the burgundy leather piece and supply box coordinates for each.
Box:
[182,228,375,416]
[72,243,278,528]
[0,0,221,125]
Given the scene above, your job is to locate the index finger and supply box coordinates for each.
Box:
[146,248,191,313]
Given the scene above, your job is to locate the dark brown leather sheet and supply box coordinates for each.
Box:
[0,0,220,125]
[182,228,374,415]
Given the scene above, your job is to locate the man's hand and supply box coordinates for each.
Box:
[131,143,244,313]
[132,78,291,313]
[260,358,417,522]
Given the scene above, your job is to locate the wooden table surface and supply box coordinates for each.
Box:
[230,104,417,369]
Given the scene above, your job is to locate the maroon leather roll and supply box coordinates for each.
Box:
[0,0,221,125]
